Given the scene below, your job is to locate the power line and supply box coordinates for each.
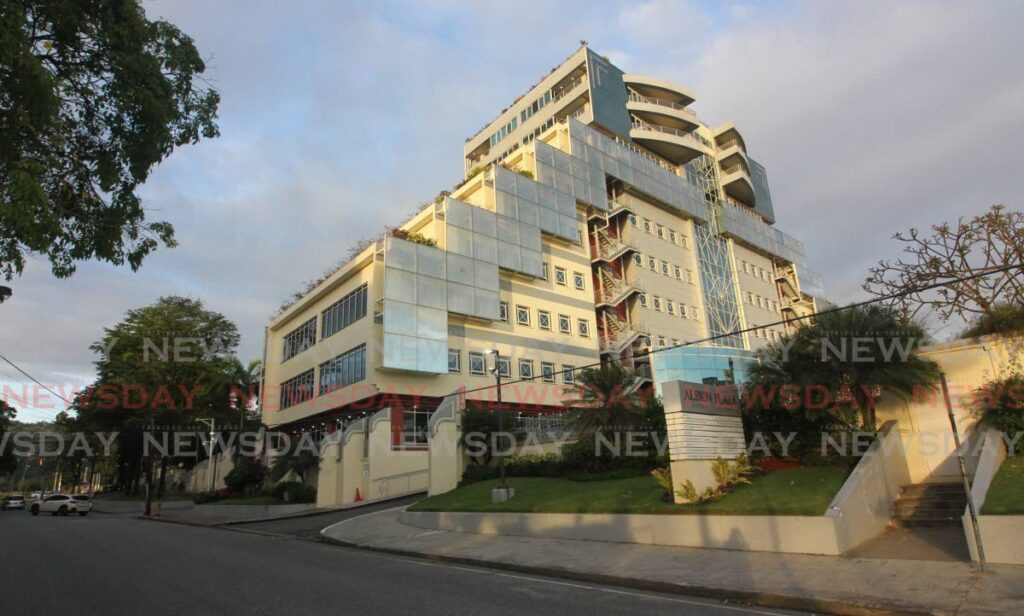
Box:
[0,351,73,406]
[455,261,1024,398]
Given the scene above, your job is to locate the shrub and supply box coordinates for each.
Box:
[962,303,1024,338]
[224,456,267,495]
[269,481,316,503]
[976,375,1024,436]
[193,491,221,505]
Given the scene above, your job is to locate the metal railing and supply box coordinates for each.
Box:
[628,92,697,116]
[376,468,429,498]
[552,75,586,102]
[514,413,571,435]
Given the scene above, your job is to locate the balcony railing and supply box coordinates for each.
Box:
[628,92,697,117]
[631,119,693,139]
[552,75,586,103]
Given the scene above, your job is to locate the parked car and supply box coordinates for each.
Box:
[29,493,91,517]
[1,495,26,511]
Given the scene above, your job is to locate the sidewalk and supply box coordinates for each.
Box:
[321,507,1023,616]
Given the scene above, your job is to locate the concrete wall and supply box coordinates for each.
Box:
[187,452,234,492]
[826,422,911,553]
[402,510,843,555]
[962,428,1024,565]
[428,392,465,496]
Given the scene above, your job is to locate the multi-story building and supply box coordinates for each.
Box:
[260,45,825,439]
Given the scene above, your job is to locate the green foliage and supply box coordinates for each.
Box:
[0,1,220,279]
[982,456,1024,515]
[192,491,222,504]
[465,166,485,181]
[975,374,1024,436]
[269,437,320,483]
[389,228,437,248]
[563,363,648,436]
[962,303,1024,338]
[223,456,266,495]
[269,481,316,504]
[0,399,16,476]
[711,455,754,489]
[458,447,653,486]
[650,466,673,501]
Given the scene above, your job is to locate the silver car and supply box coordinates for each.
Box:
[1,495,26,511]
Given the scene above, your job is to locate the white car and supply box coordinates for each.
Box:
[1,495,26,511]
[29,493,92,517]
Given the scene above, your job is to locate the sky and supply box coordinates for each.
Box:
[2,0,1023,421]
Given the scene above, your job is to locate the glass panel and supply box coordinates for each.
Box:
[416,274,446,309]
[446,225,473,257]
[416,338,447,374]
[473,289,500,320]
[555,191,576,217]
[496,214,520,244]
[382,333,418,371]
[539,207,559,234]
[386,237,417,272]
[417,306,447,340]
[498,242,520,271]
[383,299,417,336]
[471,206,497,238]
[520,248,543,278]
[471,232,497,264]
[445,252,475,284]
[473,260,499,291]
[445,197,473,229]
[384,268,416,303]
[494,165,517,193]
[515,173,538,203]
[446,282,474,315]
[558,215,578,240]
[519,223,542,252]
[517,200,539,227]
[495,189,517,218]
[416,244,445,279]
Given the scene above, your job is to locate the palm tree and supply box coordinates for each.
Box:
[563,363,647,436]
[748,304,941,428]
[269,437,320,484]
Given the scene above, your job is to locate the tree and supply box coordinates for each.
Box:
[0,1,220,279]
[745,305,941,430]
[863,205,1024,324]
[0,399,17,477]
[269,437,319,484]
[563,363,647,436]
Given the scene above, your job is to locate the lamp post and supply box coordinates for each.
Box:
[0,286,11,304]
[486,349,513,502]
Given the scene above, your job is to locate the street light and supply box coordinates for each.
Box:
[486,350,513,502]
[0,286,11,304]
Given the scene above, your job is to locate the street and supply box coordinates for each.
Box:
[0,511,802,616]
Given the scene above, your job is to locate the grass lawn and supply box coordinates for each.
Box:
[981,456,1024,515]
[409,467,849,516]
[201,496,282,506]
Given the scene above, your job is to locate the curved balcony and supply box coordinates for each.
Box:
[720,163,755,206]
[629,120,708,165]
[713,122,747,152]
[623,74,695,107]
[626,92,699,132]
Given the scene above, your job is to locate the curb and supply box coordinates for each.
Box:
[318,533,930,616]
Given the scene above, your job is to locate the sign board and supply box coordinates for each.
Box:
[662,380,741,418]
[662,380,745,461]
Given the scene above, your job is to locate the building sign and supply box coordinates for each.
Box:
[662,380,745,461]
[664,380,741,417]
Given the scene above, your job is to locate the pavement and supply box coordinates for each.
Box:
[0,510,805,616]
[322,507,1024,616]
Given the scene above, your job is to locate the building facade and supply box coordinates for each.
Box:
[260,46,825,438]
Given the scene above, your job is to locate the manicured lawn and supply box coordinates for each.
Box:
[982,456,1024,515]
[409,466,849,516]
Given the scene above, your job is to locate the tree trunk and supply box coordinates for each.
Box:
[157,456,168,498]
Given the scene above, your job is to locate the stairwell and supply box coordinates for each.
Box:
[891,482,967,528]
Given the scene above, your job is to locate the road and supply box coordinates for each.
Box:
[229,494,424,539]
[0,511,803,616]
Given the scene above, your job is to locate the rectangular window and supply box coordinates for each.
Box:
[638,293,648,308]
[558,314,571,333]
[516,305,530,326]
[578,319,590,337]
[647,256,656,269]
[673,266,682,280]
[518,359,534,379]
[686,270,695,284]
[661,262,669,276]
[653,296,662,311]
[401,406,432,447]
[573,271,586,290]
[679,304,687,318]
[761,269,769,282]
[743,261,750,275]
[656,224,665,239]
[629,214,638,227]
[279,369,314,409]
[643,218,652,233]
[499,301,509,322]
[680,236,689,249]
[562,365,575,385]
[541,362,556,383]
[469,351,486,375]
[498,356,512,378]
[657,336,666,347]
[448,349,461,374]
[541,262,549,280]
[282,317,317,361]
[633,252,643,266]
[748,292,755,304]
[321,284,368,339]
[554,266,567,286]
[666,300,675,315]
[669,230,677,243]
[318,344,367,394]
[692,306,700,321]
[538,310,551,330]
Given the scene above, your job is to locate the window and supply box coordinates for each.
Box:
[669,230,677,243]
[629,214,638,227]
[554,266,567,286]
[647,256,656,270]
[573,271,586,290]
[577,319,590,337]
[282,317,317,361]
[692,306,700,321]
[498,356,511,378]
[538,310,551,330]
[653,296,662,311]
[771,300,778,313]
[558,314,571,333]
[448,349,461,374]
[686,270,695,285]
[633,253,643,266]
[318,345,366,394]
[321,284,368,339]
[541,362,556,383]
[680,235,689,249]
[679,304,687,318]
[469,352,486,375]
[401,406,432,447]
[638,293,647,308]
[673,265,682,280]
[279,369,314,409]
[666,300,675,315]
[541,262,549,280]
[661,261,669,276]
[562,365,576,385]
[761,269,769,282]
[657,336,666,347]
[672,338,680,346]
[747,292,755,304]
[742,261,750,275]
[499,301,509,322]
[519,359,534,379]
[656,224,665,239]
[516,305,531,326]
[643,218,652,233]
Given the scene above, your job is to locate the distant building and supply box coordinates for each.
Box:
[260,46,825,440]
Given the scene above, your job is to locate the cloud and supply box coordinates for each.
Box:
[3,0,1022,417]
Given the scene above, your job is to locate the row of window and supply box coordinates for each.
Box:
[281,285,369,362]
[741,260,774,282]
[488,116,518,147]
[750,325,782,342]
[638,293,701,322]
[746,291,780,314]
[632,252,696,284]
[629,214,689,249]
[279,344,367,410]
[541,262,587,291]
[520,90,553,123]
[448,348,577,384]
[498,301,591,337]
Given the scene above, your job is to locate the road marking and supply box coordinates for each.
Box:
[369,552,795,615]
[319,504,408,536]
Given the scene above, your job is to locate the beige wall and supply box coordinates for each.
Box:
[732,242,786,350]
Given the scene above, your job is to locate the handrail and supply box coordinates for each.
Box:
[628,92,696,116]
[631,119,694,139]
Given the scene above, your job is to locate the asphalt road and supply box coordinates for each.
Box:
[230,494,424,539]
[0,511,803,616]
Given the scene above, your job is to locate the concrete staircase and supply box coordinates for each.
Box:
[891,483,967,528]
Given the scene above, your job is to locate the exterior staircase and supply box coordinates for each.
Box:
[891,483,967,528]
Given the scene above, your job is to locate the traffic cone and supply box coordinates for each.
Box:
[354,488,363,502]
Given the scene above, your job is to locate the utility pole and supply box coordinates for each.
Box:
[197,418,216,492]
[940,373,987,571]
[486,350,513,503]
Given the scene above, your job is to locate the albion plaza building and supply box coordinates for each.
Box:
[259,46,826,442]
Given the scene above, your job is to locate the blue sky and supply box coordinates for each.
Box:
[3,0,1023,421]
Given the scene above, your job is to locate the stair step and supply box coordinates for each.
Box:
[898,483,964,498]
[894,498,966,512]
[892,517,963,529]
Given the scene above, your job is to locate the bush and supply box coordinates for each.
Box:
[976,375,1024,436]
[458,444,657,486]
[269,481,316,503]
[224,455,267,495]
[962,303,1024,339]
[193,491,221,504]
